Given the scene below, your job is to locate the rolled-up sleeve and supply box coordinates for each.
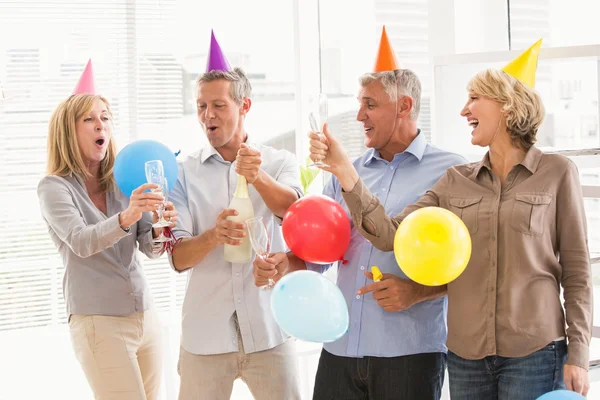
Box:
[272,151,303,224]
[167,165,193,273]
[275,151,304,198]
[557,160,593,369]
[37,176,129,259]
[136,212,164,259]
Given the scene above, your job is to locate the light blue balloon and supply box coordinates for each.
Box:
[270,270,349,343]
[537,390,586,400]
[113,140,178,197]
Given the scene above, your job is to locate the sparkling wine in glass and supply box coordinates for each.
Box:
[246,216,274,290]
[308,93,330,168]
[144,160,173,243]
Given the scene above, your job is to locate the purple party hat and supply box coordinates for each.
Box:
[206,30,232,72]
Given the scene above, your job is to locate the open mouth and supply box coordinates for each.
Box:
[95,138,105,146]
[364,127,374,134]
[207,126,218,132]
[468,119,479,129]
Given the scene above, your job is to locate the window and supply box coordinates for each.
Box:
[319,0,432,162]
[509,0,600,48]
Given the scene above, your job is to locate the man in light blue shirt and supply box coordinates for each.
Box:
[254,68,467,399]
[168,34,303,400]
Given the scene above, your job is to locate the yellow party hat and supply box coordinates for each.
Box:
[501,38,543,88]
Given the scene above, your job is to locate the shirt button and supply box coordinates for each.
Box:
[236,273,240,278]
[129,293,134,297]
[382,188,387,192]
[237,298,241,304]
[360,266,365,270]
[356,295,361,299]
[389,166,394,170]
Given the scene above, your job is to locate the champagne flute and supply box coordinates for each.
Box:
[154,178,174,243]
[307,93,330,168]
[246,216,274,291]
[144,160,173,243]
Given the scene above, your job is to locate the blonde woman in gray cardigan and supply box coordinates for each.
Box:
[37,93,178,400]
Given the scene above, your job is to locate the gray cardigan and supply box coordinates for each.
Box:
[37,174,162,317]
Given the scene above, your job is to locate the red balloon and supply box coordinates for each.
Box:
[282,195,351,264]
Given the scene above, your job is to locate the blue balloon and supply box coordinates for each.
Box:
[537,390,586,400]
[270,270,349,343]
[113,140,178,197]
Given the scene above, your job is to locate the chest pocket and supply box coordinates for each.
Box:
[511,193,552,236]
[448,197,482,235]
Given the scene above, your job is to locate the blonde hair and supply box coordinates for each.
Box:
[467,69,545,150]
[46,94,117,192]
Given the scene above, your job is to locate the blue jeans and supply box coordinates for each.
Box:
[448,341,567,400]
[312,348,446,400]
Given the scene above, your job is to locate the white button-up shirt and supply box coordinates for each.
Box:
[169,139,302,355]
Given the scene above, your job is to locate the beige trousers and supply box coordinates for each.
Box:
[69,309,163,400]
[178,320,301,400]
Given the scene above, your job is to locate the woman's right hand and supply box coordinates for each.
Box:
[119,183,165,230]
[309,123,360,191]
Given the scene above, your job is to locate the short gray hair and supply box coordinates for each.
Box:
[196,67,252,105]
[359,69,422,120]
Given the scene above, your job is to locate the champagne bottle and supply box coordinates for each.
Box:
[224,175,254,263]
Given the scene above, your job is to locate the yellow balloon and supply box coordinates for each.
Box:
[394,207,471,286]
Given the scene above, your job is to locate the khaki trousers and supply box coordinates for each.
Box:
[178,319,301,400]
[69,309,163,400]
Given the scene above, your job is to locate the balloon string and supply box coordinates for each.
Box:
[162,227,181,255]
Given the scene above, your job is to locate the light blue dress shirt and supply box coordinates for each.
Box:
[307,132,467,358]
[168,138,303,356]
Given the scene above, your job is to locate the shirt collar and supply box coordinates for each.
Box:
[199,144,221,164]
[364,129,426,166]
[473,145,543,178]
[199,133,256,164]
[519,145,543,173]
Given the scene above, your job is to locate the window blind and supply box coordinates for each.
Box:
[0,0,187,331]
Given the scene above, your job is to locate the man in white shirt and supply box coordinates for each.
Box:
[168,31,303,400]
